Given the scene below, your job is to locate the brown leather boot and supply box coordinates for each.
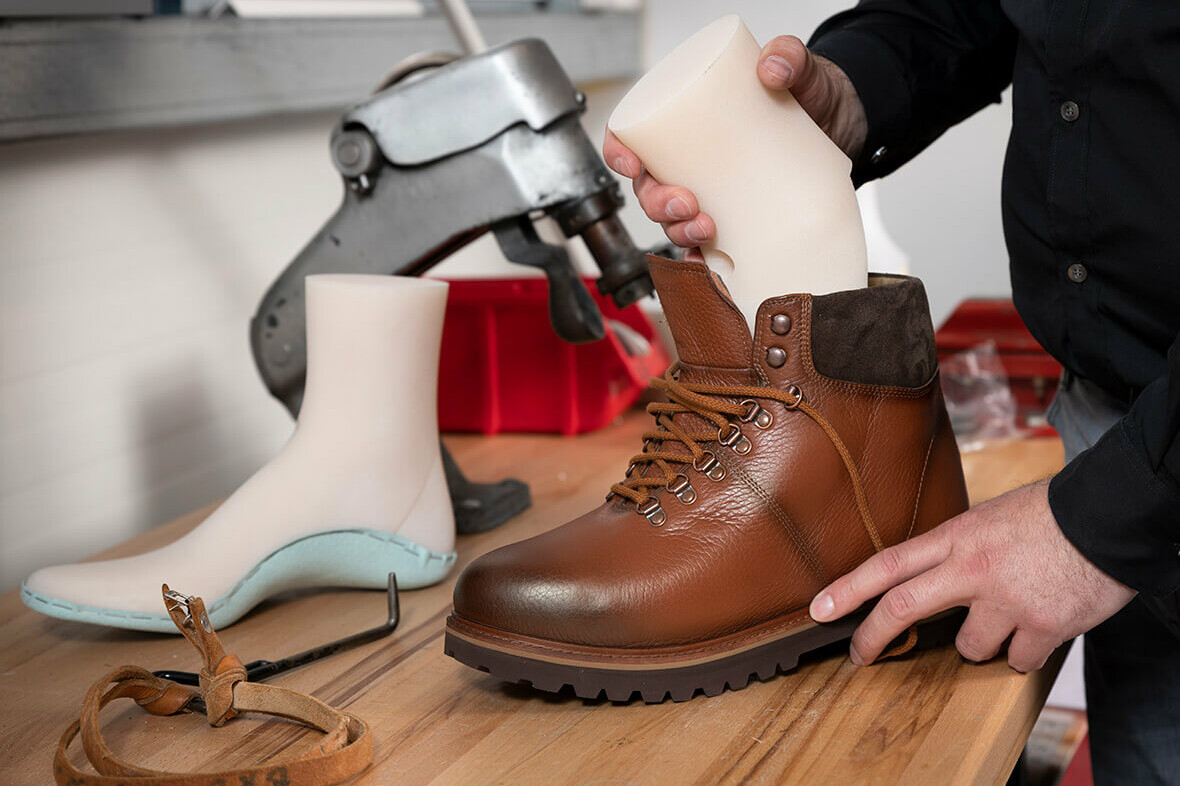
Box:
[445,256,969,702]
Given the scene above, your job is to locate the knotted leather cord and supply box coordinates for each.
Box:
[611,363,918,658]
[54,585,372,786]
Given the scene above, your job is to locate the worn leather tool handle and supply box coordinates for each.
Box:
[54,586,372,786]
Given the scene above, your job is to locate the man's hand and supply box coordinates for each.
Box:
[809,480,1137,672]
[603,35,867,259]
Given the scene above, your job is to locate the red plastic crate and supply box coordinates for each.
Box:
[935,299,1063,431]
[436,278,671,435]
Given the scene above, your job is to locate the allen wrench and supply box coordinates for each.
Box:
[153,573,400,686]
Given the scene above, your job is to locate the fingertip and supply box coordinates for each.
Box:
[611,155,641,179]
[684,217,711,244]
[603,133,641,178]
[665,219,705,249]
[759,55,794,88]
[666,196,692,220]
[810,591,836,622]
[696,212,716,237]
[759,35,810,89]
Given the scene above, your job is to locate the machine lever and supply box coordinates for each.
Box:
[493,217,605,344]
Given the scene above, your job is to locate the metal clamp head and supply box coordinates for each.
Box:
[162,589,196,627]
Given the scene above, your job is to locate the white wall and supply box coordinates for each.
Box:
[0,1,1012,594]
[0,114,338,588]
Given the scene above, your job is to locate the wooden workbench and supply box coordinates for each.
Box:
[0,412,1065,786]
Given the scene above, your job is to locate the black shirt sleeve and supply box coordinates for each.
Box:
[1049,334,1180,596]
[807,0,1018,185]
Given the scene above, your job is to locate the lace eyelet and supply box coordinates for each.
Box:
[718,423,753,455]
[666,473,697,505]
[637,498,667,526]
[783,384,804,410]
[692,450,726,481]
[739,399,774,429]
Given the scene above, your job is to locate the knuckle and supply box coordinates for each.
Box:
[1008,652,1042,674]
[640,200,664,222]
[1023,608,1059,636]
[769,34,805,55]
[955,631,991,662]
[881,586,918,622]
[876,546,907,580]
[945,513,973,540]
[663,226,691,249]
[958,544,994,580]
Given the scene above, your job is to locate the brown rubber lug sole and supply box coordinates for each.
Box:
[444,605,967,704]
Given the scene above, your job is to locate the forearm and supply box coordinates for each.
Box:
[1049,335,1180,596]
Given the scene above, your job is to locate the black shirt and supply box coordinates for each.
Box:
[809,0,1180,595]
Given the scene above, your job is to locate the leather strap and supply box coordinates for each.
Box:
[55,586,372,786]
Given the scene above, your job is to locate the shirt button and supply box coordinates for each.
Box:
[871,146,887,164]
[1060,100,1080,122]
[1067,262,1088,283]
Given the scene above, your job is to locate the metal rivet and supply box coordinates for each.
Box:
[766,347,787,368]
[1060,100,1080,122]
[871,146,887,164]
[331,129,379,178]
[770,314,792,335]
[1067,262,1088,283]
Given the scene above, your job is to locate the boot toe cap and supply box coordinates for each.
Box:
[452,544,615,644]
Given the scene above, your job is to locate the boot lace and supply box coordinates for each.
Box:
[609,363,917,657]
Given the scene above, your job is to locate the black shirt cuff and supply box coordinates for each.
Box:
[808,28,912,185]
[1049,420,1180,596]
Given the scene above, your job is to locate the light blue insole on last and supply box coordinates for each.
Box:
[20,528,456,633]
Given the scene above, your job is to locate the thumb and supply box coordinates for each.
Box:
[757,35,820,92]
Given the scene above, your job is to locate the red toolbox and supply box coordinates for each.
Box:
[436,278,671,435]
[935,299,1062,430]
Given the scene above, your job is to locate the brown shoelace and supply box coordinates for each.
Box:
[54,586,372,785]
[610,363,917,657]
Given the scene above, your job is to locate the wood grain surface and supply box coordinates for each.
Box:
[0,412,1065,786]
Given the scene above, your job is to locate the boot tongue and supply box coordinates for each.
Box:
[647,256,753,377]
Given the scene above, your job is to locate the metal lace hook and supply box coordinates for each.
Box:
[154,573,401,686]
